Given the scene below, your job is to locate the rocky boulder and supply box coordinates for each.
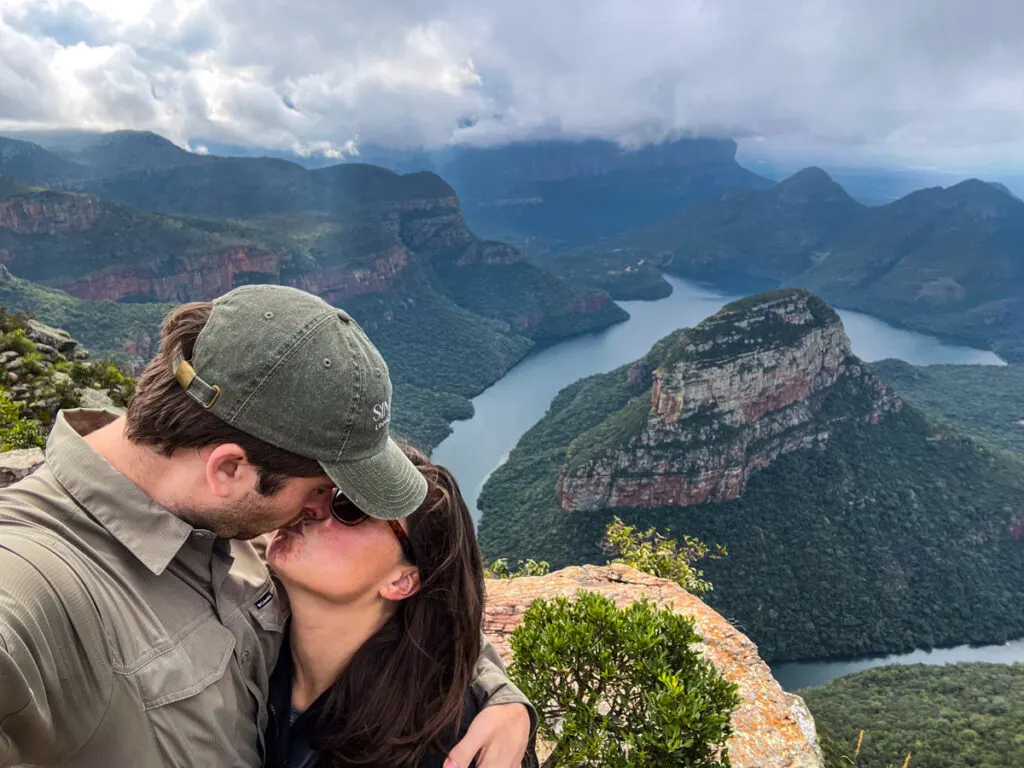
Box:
[25,319,78,355]
[484,564,824,768]
[0,447,44,488]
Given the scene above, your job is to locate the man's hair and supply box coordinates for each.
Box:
[125,302,324,495]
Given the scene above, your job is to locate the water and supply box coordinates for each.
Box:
[432,275,1004,518]
[431,275,1012,689]
[772,639,1024,691]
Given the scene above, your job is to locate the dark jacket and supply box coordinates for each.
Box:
[263,633,479,768]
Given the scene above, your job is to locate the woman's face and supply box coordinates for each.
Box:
[266,500,415,604]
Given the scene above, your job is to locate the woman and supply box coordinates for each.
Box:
[262,446,488,768]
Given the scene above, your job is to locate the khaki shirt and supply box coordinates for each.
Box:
[0,410,529,767]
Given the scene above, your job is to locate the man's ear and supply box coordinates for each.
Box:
[204,443,259,499]
[381,566,420,602]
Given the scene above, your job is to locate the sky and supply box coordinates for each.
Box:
[2,0,1024,172]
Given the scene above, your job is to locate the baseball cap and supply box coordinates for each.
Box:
[171,284,427,520]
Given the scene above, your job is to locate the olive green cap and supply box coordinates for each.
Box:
[172,284,427,519]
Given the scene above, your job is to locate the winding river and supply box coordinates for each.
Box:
[432,275,1020,689]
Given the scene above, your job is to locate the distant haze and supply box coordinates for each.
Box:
[2,1,1024,174]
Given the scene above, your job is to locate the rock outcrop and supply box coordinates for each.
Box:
[0,314,130,450]
[0,446,44,488]
[0,193,102,235]
[557,290,902,512]
[484,564,824,768]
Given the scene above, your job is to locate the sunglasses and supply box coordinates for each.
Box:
[330,489,417,566]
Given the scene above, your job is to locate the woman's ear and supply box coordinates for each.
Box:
[381,566,420,602]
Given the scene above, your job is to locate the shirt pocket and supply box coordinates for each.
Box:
[134,617,236,710]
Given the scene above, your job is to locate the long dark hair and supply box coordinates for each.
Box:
[308,446,485,767]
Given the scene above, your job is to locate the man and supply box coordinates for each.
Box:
[0,285,533,767]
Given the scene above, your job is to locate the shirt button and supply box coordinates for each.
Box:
[241,650,251,663]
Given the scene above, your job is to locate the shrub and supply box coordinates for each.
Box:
[486,558,551,579]
[0,329,35,356]
[0,396,44,450]
[602,517,726,594]
[509,590,740,768]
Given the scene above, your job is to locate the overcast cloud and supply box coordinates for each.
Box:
[1,0,1024,169]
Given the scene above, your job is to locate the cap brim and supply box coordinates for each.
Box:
[321,437,428,520]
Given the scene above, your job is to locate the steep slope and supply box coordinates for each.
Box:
[871,360,1024,455]
[588,167,1024,360]
[478,289,1024,662]
[804,664,1024,768]
[0,136,89,187]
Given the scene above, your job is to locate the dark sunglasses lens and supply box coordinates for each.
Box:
[331,491,367,524]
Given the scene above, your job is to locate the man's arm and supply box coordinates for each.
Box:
[0,542,112,766]
[470,635,536,734]
[450,635,538,768]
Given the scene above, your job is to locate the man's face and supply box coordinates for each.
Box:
[178,475,334,540]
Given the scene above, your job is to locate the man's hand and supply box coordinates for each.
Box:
[445,702,531,768]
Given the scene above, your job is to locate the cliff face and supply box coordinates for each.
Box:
[0,180,620,339]
[46,245,412,304]
[0,193,102,235]
[484,564,824,768]
[558,291,901,512]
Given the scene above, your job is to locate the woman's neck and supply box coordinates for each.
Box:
[286,589,393,711]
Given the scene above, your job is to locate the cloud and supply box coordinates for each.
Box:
[2,0,1024,168]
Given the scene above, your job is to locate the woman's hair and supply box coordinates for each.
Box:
[308,445,485,767]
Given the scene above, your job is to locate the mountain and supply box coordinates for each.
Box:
[583,167,1024,361]
[0,156,626,448]
[0,136,90,187]
[478,289,1024,662]
[416,138,774,250]
[805,663,1024,768]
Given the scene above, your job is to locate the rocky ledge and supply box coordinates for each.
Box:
[484,564,824,768]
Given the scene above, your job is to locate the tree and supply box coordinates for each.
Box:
[603,517,726,594]
[509,590,740,767]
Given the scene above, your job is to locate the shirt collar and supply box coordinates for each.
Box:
[45,409,194,575]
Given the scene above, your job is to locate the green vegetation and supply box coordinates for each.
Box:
[805,663,1024,768]
[509,591,740,767]
[528,251,674,301]
[0,396,44,450]
[485,558,552,579]
[873,360,1024,454]
[435,260,628,340]
[0,275,171,368]
[479,326,1024,662]
[603,517,726,595]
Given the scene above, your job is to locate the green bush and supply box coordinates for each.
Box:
[509,590,740,768]
[0,396,44,450]
[603,517,726,595]
[0,329,35,356]
[485,558,551,579]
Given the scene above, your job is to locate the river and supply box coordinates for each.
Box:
[431,274,1018,688]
